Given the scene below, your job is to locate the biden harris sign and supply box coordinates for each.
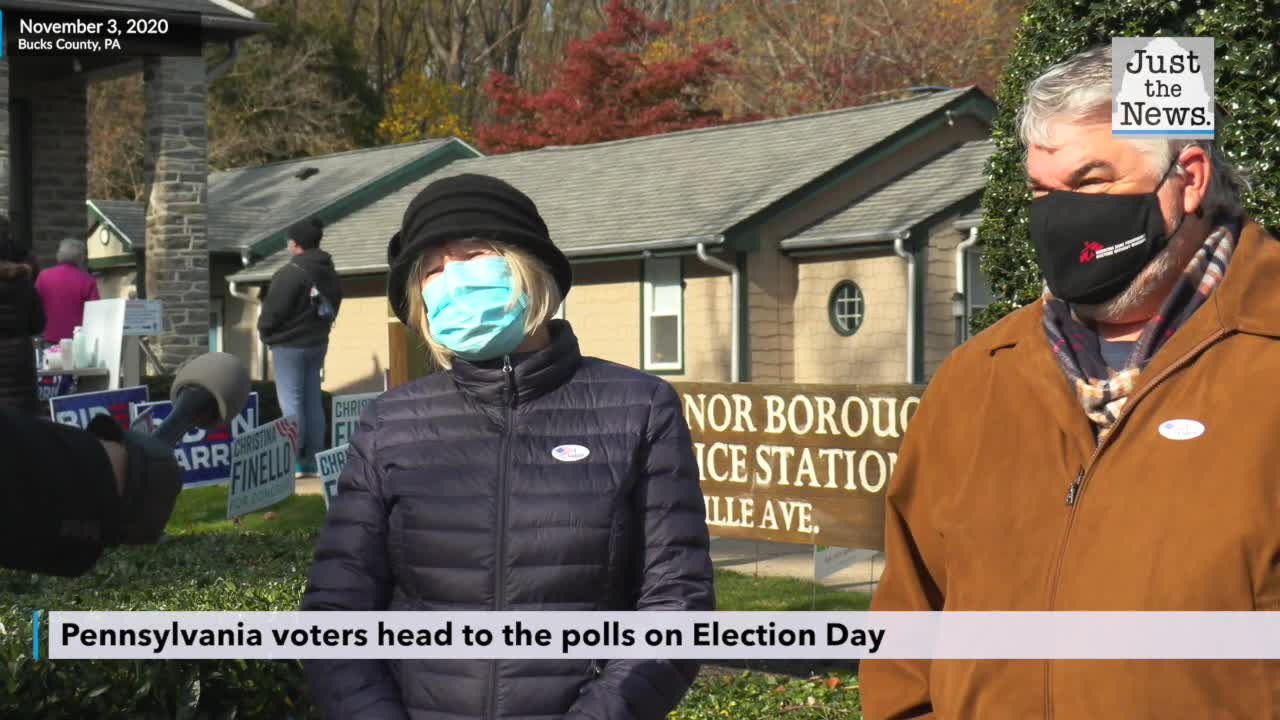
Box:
[131,393,259,488]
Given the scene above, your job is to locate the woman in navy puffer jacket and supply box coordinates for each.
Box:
[302,174,715,720]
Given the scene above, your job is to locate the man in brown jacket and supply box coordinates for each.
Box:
[861,45,1279,718]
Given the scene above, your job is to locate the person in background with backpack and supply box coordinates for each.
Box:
[258,217,342,476]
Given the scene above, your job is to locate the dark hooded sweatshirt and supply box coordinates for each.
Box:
[0,259,45,414]
[257,249,343,348]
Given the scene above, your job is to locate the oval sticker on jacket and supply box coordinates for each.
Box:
[1158,419,1205,441]
[552,444,591,462]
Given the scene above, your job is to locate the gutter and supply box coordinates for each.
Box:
[228,278,267,381]
[954,226,980,341]
[891,230,917,384]
[207,39,241,82]
[780,229,901,253]
[567,234,723,257]
[694,240,743,383]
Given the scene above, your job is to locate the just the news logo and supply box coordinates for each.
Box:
[1112,37,1215,140]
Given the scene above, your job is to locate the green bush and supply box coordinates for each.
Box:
[975,0,1280,332]
[0,488,866,717]
[673,670,860,720]
[0,531,316,718]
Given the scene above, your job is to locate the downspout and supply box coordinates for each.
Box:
[695,240,742,383]
[209,43,246,382]
[891,231,916,384]
[954,226,980,340]
[228,276,267,381]
[207,40,240,82]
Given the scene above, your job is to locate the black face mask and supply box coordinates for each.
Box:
[1029,162,1185,305]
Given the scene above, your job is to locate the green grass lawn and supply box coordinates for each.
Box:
[165,484,327,534]
[163,487,866,718]
[716,569,870,611]
[166,486,871,612]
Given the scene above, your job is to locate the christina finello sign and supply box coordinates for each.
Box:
[674,383,923,550]
[1112,37,1215,139]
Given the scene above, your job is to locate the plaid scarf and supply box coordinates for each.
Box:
[1043,221,1237,441]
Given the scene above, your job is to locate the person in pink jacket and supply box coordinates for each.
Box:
[35,238,99,344]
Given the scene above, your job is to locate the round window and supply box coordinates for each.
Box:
[829,281,865,337]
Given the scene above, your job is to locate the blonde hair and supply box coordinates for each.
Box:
[404,239,562,370]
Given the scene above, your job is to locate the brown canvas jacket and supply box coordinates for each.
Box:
[861,221,1280,719]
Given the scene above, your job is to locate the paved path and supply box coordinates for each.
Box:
[710,538,883,594]
[292,480,882,594]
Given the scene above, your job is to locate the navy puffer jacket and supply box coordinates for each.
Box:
[302,321,714,719]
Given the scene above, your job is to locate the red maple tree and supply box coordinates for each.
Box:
[475,0,743,154]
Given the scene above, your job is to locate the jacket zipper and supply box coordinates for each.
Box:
[487,356,518,720]
[1064,469,1084,506]
[1043,328,1227,720]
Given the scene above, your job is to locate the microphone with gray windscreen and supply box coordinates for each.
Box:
[154,352,252,447]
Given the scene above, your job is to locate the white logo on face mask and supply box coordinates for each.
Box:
[551,444,590,462]
[1158,419,1205,440]
[1094,233,1148,260]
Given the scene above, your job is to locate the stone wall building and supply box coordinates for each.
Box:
[4,0,268,372]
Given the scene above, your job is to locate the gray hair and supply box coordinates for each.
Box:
[1018,44,1250,219]
[56,237,88,267]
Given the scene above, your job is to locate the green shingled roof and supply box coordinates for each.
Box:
[87,199,146,247]
[211,139,472,254]
[89,138,478,258]
[229,87,990,282]
[782,139,994,251]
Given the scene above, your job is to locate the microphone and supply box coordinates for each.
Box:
[153,352,252,447]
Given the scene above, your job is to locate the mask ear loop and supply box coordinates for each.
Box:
[1158,149,1200,237]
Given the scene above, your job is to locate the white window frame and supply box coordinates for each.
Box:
[642,257,683,372]
[829,281,865,336]
[963,247,996,341]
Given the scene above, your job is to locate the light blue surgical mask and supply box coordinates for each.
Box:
[422,256,529,361]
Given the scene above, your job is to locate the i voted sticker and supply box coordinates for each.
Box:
[1158,419,1205,441]
[551,444,591,462]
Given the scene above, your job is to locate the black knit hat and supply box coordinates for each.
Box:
[288,217,324,250]
[386,173,572,325]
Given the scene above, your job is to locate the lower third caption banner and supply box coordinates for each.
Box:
[45,611,1280,660]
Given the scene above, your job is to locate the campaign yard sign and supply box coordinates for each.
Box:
[50,386,150,430]
[331,392,380,448]
[37,374,79,407]
[227,415,299,519]
[130,393,260,488]
[316,444,349,511]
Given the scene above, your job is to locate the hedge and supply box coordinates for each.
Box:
[0,531,316,718]
[974,0,1280,332]
[0,486,867,718]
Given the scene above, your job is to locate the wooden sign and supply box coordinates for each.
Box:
[672,383,924,551]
